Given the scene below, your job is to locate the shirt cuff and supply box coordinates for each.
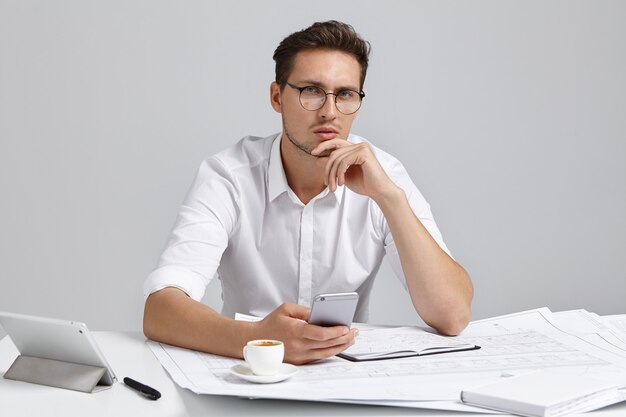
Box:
[143,265,209,302]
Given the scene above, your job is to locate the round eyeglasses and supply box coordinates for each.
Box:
[286,83,365,115]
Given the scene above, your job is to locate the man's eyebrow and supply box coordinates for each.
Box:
[293,79,361,92]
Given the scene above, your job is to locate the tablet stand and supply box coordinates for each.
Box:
[4,355,109,393]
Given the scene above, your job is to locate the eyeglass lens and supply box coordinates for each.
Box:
[299,86,362,114]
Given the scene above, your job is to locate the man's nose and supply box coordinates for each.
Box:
[318,95,337,119]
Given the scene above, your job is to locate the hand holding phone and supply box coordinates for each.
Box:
[308,292,359,327]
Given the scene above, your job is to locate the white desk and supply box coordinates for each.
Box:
[2,332,625,417]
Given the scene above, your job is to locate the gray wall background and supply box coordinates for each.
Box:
[1,1,624,334]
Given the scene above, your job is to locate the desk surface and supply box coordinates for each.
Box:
[1,332,625,417]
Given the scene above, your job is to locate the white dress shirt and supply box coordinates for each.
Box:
[144,133,450,322]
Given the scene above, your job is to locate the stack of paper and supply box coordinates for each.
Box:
[148,308,626,413]
[461,370,626,417]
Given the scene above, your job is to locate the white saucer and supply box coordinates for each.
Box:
[230,363,298,383]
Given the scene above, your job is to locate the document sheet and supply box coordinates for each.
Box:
[148,308,626,411]
[337,326,479,361]
[460,369,626,417]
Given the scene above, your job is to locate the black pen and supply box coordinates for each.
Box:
[123,377,161,400]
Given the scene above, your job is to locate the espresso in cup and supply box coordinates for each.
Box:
[243,339,284,376]
[253,341,281,347]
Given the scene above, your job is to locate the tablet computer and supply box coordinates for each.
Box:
[0,311,117,387]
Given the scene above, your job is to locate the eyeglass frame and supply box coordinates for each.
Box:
[285,82,365,115]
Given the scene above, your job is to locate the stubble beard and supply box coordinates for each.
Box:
[285,128,315,156]
[283,118,332,159]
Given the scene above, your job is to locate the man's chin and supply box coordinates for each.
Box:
[313,149,332,158]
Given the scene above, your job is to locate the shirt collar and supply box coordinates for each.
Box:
[268,134,344,203]
[268,135,289,201]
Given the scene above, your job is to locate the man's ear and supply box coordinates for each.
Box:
[270,82,282,113]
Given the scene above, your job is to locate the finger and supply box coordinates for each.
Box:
[311,141,338,156]
[324,147,351,189]
[286,342,351,365]
[303,327,359,352]
[322,142,351,173]
[311,138,350,156]
[331,155,349,189]
[284,330,358,364]
[277,303,311,321]
[327,150,358,190]
[305,329,358,350]
[307,338,357,362]
[312,139,359,176]
[302,323,350,342]
[337,160,353,187]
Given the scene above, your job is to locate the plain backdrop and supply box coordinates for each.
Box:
[1,1,624,335]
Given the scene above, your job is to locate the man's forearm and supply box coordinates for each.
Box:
[143,287,359,364]
[143,287,256,358]
[374,187,473,335]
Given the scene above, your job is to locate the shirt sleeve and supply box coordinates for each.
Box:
[378,158,452,291]
[143,157,239,301]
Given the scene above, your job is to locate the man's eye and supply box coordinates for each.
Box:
[303,86,322,95]
[338,90,356,99]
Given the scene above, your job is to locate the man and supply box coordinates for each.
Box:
[143,21,473,365]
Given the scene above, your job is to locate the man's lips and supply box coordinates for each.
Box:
[313,127,339,140]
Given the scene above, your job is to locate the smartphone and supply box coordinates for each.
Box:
[308,292,359,327]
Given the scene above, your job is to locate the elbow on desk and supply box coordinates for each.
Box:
[427,307,472,336]
[143,320,158,342]
[143,302,158,341]
[143,292,167,342]
[435,316,470,336]
[432,276,474,336]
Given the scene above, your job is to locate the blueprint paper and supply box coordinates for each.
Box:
[148,308,626,411]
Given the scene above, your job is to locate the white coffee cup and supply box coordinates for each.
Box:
[243,340,284,376]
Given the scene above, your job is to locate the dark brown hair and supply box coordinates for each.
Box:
[273,21,371,90]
